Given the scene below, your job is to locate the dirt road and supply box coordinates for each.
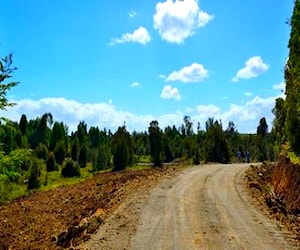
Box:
[82,164,298,249]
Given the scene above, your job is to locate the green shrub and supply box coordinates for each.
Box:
[35,143,48,160]
[54,140,66,165]
[46,152,57,172]
[28,158,40,190]
[61,159,80,178]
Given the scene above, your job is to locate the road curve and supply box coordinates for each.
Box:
[131,164,296,250]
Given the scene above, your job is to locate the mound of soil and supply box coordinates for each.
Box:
[272,156,300,213]
[245,162,300,243]
[0,167,180,249]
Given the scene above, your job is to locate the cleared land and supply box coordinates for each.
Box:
[1,164,299,249]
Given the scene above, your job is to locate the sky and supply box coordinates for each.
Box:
[0,0,293,133]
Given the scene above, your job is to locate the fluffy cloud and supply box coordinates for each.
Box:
[160,85,181,100]
[131,82,140,88]
[153,0,214,44]
[232,56,269,82]
[195,104,221,120]
[166,63,208,83]
[109,27,151,45]
[1,97,184,133]
[0,94,279,133]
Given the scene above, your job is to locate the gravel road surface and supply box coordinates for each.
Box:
[82,164,297,249]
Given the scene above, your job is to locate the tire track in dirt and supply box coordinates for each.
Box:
[131,164,298,250]
[81,164,298,249]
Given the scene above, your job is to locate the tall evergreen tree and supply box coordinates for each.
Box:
[19,114,27,136]
[112,125,132,171]
[285,0,300,154]
[79,144,87,168]
[148,120,164,167]
[49,121,68,151]
[71,136,80,161]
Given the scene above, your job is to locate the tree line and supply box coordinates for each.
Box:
[0,52,275,199]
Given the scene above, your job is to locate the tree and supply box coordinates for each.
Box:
[112,125,132,171]
[71,136,80,161]
[272,98,287,156]
[79,144,87,168]
[2,125,14,154]
[35,143,48,160]
[28,113,52,148]
[46,152,57,172]
[256,117,269,162]
[257,117,268,137]
[225,121,238,157]
[49,121,68,151]
[54,140,66,165]
[94,145,107,171]
[148,120,164,167]
[203,118,230,163]
[27,158,40,190]
[183,115,193,136]
[76,121,87,145]
[19,114,27,136]
[0,53,18,110]
[88,126,101,148]
[285,0,300,154]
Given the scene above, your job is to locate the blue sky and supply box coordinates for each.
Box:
[0,0,293,133]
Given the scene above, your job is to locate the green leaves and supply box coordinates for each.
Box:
[0,149,33,182]
[0,53,18,110]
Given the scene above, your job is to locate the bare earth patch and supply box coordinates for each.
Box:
[244,163,300,247]
[0,167,181,249]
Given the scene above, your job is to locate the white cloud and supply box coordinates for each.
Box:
[244,91,252,97]
[195,104,221,120]
[153,0,214,44]
[166,63,208,83]
[160,85,181,100]
[129,11,137,18]
[131,82,140,88]
[273,81,285,91]
[109,26,151,45]
[0,94,280,134]
[232,56,269,82]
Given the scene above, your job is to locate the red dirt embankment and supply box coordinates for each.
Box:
[272,156,300,214]
[246,158,300,242]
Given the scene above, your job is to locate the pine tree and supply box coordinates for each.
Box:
[79,144,87,168]
[71,136,80,161]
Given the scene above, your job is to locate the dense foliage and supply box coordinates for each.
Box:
[272,0,300,156]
